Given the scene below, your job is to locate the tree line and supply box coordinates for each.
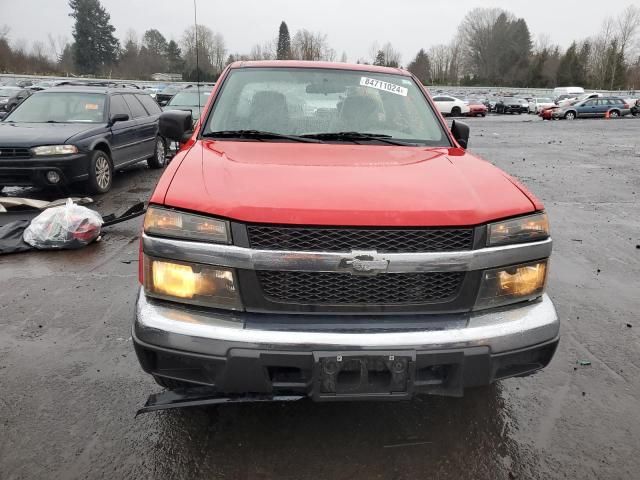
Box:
[405,6,640,90]
[1,0,639,90]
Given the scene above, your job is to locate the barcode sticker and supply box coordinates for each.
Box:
[360,77,408,96]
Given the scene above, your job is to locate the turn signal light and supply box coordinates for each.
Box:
[488,213,549,246]
[144,206,229,243]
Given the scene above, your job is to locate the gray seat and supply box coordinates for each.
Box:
[337,95,380,132]
[248,91,289,133]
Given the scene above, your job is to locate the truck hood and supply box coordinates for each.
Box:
[162,141,538,226]
[0,122,100,147]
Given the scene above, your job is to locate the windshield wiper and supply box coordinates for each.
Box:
[300,132,417,146]
[202,130,321,143]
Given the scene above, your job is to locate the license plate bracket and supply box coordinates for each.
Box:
[312,351,416,400]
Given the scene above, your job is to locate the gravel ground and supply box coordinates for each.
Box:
[1,114,639,479]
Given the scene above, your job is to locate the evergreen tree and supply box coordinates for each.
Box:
[142,29,168,57]
[118,39,139,78]
[509,18,532,86]
[141,29,168,73]
[58,43,75,74]
[528,47,552,88]
[576,41,591,87]
[606,39,627,89]
[276,21,291,60]
[557,42,578,86]
[166,40,184,73]
[68,0,119,75]
[374,50,385,66]
[407,49,431,84]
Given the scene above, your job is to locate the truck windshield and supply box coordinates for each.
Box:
[204,68,450,146]
[6,92,106,123]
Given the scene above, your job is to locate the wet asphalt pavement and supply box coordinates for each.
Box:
[1,115,639,479]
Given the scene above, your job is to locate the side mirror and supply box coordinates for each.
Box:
[110,113,129,124]
[451,120,470,149]
[0,112,7,121]
[159,110,193,143]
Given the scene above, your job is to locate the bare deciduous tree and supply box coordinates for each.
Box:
[211,33,227,73]
[381,42,401,67]
[429,43,460,84]
[457,7,506,79]
[249,39,276,60]
[181,24,227,76]
[292,30,334,61]
[609,5,640,87]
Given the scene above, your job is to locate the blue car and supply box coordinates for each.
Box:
[556,97,631,119]
[0,87,166,194]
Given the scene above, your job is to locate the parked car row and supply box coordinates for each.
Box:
[539,97,636,120]
[430,88,638,122]
[1,77,218,110]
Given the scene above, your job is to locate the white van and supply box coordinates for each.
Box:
[552,87,585,101]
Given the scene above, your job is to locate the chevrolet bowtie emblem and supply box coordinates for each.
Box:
[339,251,389,275]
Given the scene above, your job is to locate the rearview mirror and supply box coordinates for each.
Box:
[306,80,347,94]
[451,120,470,149]
[159,110,193,142]
[110,113,129,124]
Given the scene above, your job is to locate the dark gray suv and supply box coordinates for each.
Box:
[0,87,166,194]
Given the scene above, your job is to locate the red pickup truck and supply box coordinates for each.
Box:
[134,61,558,407]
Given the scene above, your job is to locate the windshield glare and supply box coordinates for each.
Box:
[6,92,106,123]
[169,90,210,106]
[204,68,449,146]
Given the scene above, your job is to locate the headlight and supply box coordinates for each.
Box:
[475,260,548,310]
[143,255,242,310]
[487,213,549,246]
[31,145,78,156]
[144,206,230,243]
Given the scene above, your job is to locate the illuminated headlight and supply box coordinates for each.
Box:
[144,206,229,243]
[475,260,548,309]
[143,256,241,310]
[488,213,549,246]
[31,145,78,156]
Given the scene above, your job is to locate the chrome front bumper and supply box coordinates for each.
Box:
[134,290,559,356]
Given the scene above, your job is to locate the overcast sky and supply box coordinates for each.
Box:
[2,0,635,63]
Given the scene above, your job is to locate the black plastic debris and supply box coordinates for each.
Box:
[137,387,304,415]
[102,202,146,227]
[0,220,32,254]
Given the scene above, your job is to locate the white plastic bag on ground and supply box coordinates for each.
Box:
[23,198,103,250]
